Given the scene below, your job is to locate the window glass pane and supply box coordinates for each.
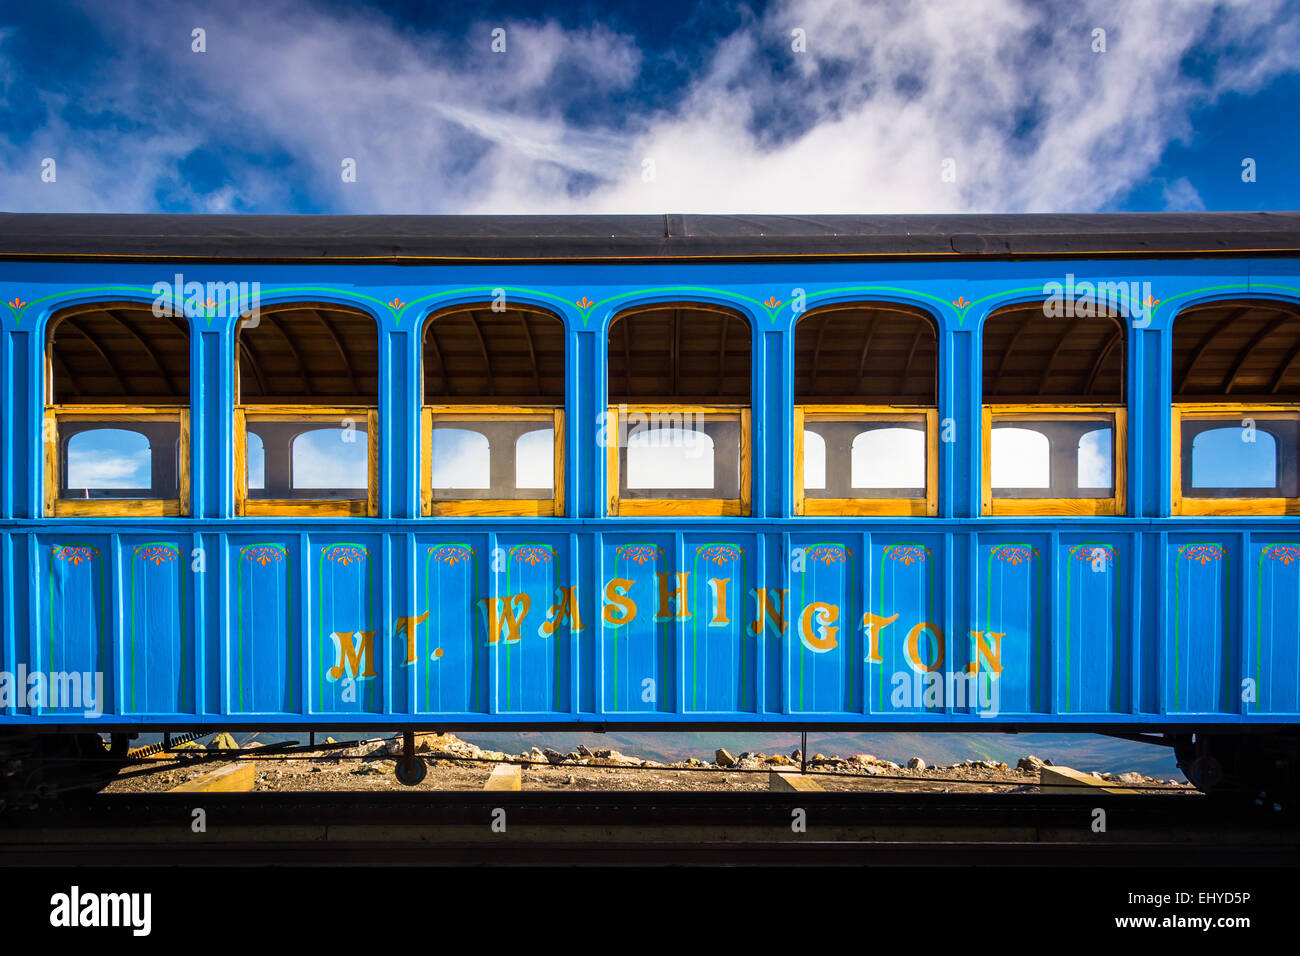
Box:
[247,431,265,490]
[1077,427,1113,490]
[803,429,826,490]
[515,428,554,490]
[801,417,926,500]
[627,426,715,489]
[1192,427,1275,488]
[66,428,151,492]
[291,428,367,490]
[991,427,1051,489]
[431,427,491,489]
[852,427,925,488]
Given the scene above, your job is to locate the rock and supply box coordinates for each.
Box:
[323,737,337,744]
[715,748,736,768]
[907,757,926,771]
[565,775,576,785]
[172,740,204,751]
[209,732,238,750]
[1117,772,1143,784]
[543,748,567,765]
[849,753,877,765]
[791,749,803,762]
[528,747,547,763]
[1017,755,1045,773]
[576,744,594,757]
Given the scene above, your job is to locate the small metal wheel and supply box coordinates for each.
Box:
[395,756,427,786]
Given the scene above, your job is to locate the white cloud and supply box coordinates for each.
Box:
[2,0,1296,214]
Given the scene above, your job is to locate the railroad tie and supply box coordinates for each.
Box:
[484,763,522,791]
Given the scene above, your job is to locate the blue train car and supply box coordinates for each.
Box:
[2,212,1299,796]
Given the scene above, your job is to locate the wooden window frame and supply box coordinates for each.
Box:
[794,405,938,517]
[235,406,378,517]
[1173,402,1300,516]
[44,405,190,517]
[982,403,1127,517]
[421,405,565,517]
[605,403,751,517]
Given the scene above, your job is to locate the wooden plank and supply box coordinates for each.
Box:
[769,772,824,792]
[170,761,256,793]
[484,763,522,791]
[1039,765,1137,795]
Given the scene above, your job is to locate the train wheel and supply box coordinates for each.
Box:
[1175,732,1299,811]
[394,756,427,786]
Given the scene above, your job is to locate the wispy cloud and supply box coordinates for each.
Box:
[2,0,1296,214]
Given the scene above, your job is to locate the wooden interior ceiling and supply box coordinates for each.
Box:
[795,303,937,403]
[237,303,378,404]
[424,305,565,402]
[1172,300,1300,400]
[982,304,1124,402]
[49,302,190,404]
[607,304,750,402]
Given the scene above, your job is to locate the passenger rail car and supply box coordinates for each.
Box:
[2,212,1300,798]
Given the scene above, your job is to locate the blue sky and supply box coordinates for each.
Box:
[1,0,1297,214]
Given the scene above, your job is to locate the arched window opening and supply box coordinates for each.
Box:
[45,302,190,516]
[982,302,1126,516]
[246,432,266,490]
[607,304,750,516]
[422,304,565,516]
[1171,300,1300,514]
[794,303,937,516]
[234,303,378,516]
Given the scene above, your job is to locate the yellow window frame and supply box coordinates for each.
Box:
[44,405,190,517]
[1173,402,1300,516]
[421,405,565,517]
[605,404,751,517]
[793,405,938,517]
[982,403,1127,517]
[235,406,378,517]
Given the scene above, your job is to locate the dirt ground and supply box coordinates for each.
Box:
[102,733,1198,795]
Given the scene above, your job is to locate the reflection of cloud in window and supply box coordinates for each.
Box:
[627,426,714,489]
[803,430,826,489]
[852,428,924,488]
[67,429,150,488]
[1192,427,1276,488]
[432,428,490,488]
[992,427,1050,488]
[247,431,265,489]
[515,428,554,489]
[1077,428,1113,489]
[292,428,367,489]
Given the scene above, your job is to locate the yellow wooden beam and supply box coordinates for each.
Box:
[769,772,824,792]
[484,763,522,791]
[169,761,255,793]
[1040,765,1136,795]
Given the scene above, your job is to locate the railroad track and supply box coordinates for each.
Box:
[2,790,1295,865]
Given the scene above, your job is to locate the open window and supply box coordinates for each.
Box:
[234,304,378,516]
[793,303,938,515]
[982,302,1126,516]
[44,303,190,516]
[606,303,750,516]
[421,304,565,516]
[1172,300,1300,514]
